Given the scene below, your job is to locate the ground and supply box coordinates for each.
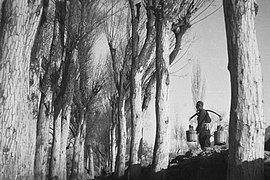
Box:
[97,126,270,180]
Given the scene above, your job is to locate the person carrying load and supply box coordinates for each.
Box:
[189,101,222,150]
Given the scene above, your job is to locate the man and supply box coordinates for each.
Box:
[189,101,222,150]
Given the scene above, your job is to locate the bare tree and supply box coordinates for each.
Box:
[191,59,206,107]
[68,1,108,178]
[70,50,106,179]
[43,0,80,179]
[85,93,111,178]
[104,1,130,177]
[128,0,156,179]
[223,1,264,180]
[152,0,171,174]
[152,0,212,174]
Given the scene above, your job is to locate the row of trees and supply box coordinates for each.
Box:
[0,0,265,180]
[0,0,108,179]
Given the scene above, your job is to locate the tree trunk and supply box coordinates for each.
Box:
[50,109,62,179]
[223,1,264,180]
[48,0,66,179]
[78,131,86,177]
[70,109,87,180]
[98,148,102,176]
[128,1,155,179]
[0,0,43,179]
[109,97,118,173]
[129,4,143,171]
[88,145,95,180]
[116,98,127,178]
[32,1,52,179]
[59,104,71,180]
[34,92,52,180]
[110,119,117,173]
[130,71,144,179]
[152,1,170,174]
[58,47,77,180]
[70,131,82,180]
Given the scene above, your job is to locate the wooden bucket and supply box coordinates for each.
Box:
[186,130,197,142]
[214,130,226,145]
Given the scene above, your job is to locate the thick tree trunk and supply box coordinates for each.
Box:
[223,1,264,180]
[0,0,43,179]
[129,72,144,179]
[32,1,53,179]
[116,98,127,177]
[34,92,52,180]
[152,2,170,174]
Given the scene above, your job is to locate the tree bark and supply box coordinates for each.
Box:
[70,109,87,180]
[152,0,170,174]
[0,0,43,179]
[129,1,143,177]
[57,45,77,180]
[108,40,128,178]
[32,1,52,179]
[87,145,95,180]
[34,93,52,180]
[116,98,127,177]
[223,1,264,180]
[48,0,66,179]
[129,71,144,179]
[110,106,117,173]
[50,106,62,179]
[59,106,71,180]
[97,148,102,176]
[128,1,155,179]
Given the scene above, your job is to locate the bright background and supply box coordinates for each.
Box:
[94,0,270,145]
[143,0,270,144]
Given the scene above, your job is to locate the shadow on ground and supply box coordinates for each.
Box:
[97,146,270,180]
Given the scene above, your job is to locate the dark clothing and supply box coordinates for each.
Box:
[196,109,211,149]
[198,127,211,149]
[196,109,207,133]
